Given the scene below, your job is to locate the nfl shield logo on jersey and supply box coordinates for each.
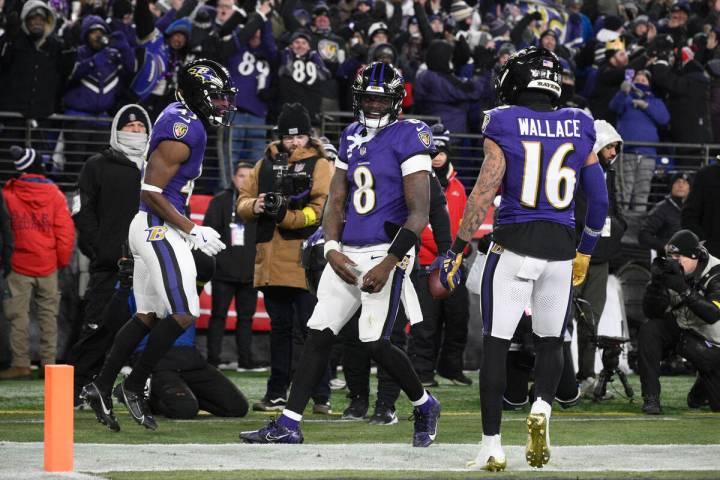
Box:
[359,146,366,156]
[418,131,431,148]
[173,122,189,139]
[145,225,169,242]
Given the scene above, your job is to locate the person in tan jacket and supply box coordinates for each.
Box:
[236,103,332,412]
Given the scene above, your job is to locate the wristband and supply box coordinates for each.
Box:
[450,237,469,255]
[141,183,163,193]
[388,227,418,260]
[578,225,602,255]
[323,240,340,259]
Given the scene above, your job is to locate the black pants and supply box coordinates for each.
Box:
[262,286,330,403]
[149,360,249,419]
[639,315,720,409]
[342,306,408,409]
[574,262,609,380]
[206,280,257,367]
[408,269,469,381]
[67,285,132,401]
[82,270,118,329]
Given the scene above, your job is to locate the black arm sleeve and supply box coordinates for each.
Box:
[428,175,452,253]
[510,14,535,46]
[684,272,720,325]
[134,0,155,40]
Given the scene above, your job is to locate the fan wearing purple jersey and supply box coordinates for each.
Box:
[80,59,236,432]
[240,62,441,447]
[439,48,609,471]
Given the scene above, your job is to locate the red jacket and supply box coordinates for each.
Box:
[419,168,467,266]
[3,174,75,276]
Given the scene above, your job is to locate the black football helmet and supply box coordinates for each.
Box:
[352,62,405,129]
[495,47,562,106]
[177,59,237,126]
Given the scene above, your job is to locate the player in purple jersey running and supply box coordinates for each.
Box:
[80,59,236,432]
[240,62,441,447]
[439,47,609,470]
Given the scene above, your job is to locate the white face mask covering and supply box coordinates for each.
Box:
[113,131,148,170]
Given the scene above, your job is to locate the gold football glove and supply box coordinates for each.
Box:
[572,252,591,287]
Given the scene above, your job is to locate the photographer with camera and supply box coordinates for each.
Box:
[236,102,332,413]
[638,230,720,414]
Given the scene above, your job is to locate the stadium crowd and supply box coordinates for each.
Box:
[0,0,719,422]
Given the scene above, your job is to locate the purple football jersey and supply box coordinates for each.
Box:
[482,106,596,229]
[337,120,433,246]
[140,102,207,215]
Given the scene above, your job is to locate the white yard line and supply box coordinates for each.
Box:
[1,442,719,477]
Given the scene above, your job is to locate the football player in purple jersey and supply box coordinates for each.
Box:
[440,47,609,470]
[80,59,236,432]
[240,62,441,447]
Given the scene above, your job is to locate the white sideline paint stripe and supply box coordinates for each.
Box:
[1,443,719,475]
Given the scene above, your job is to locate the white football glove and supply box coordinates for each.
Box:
[185,225,225,256]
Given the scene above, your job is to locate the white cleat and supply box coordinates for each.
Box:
[526,398,552,468]
[467,434,507,472]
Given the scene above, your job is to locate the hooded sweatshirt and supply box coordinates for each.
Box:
[575,120,626,264]
[74,105,151,271]
[3,174,74,276]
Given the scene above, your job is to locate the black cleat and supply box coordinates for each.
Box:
[642,394,662,415]
[368,401,398,425]
[341,395,368,421]
[80,382,120,432]
[114,381,157,430]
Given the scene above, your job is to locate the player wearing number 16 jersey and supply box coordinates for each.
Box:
[240,62,441,447]
[438,47,609,470]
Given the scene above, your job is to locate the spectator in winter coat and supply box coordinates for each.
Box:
[0,148,74,380]
[413,40,481,134]
[61,15,136,172]
[610,69,670,211]
[221,6,277,164]
[277,31,331,123]
[682,162,720,258]
[203,162,258,369]
[573,120,627,392]
[67,105,151,396]
[639,173,691,257]
[649,48,712,149]
[0,0,69,119]
[706,59,720,143]
[588,37,648,124]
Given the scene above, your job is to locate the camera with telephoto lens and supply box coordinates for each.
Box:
[263,152,312,217]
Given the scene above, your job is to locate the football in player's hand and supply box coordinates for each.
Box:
[428,267,452,300]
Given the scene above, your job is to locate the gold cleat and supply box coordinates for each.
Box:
[466,456,507,472]
[525,413,551,468]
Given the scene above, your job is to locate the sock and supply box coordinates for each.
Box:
[285,329,335,414]
[480,336,511,436]
[94,316,150,394]
[124,316,186,392]
[277,409,302,431]
[533,334,564,405]
[412,391,438,415]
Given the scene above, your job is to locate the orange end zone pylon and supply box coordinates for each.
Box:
[44,364,74,472]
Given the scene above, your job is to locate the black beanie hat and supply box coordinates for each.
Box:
[277,103,312,136]
[669,172,692,188]
[666,229,702,259]
[117,106,150,132]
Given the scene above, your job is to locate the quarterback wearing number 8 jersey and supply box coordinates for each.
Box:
[439,48,609,471]
[240,62,442,448]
